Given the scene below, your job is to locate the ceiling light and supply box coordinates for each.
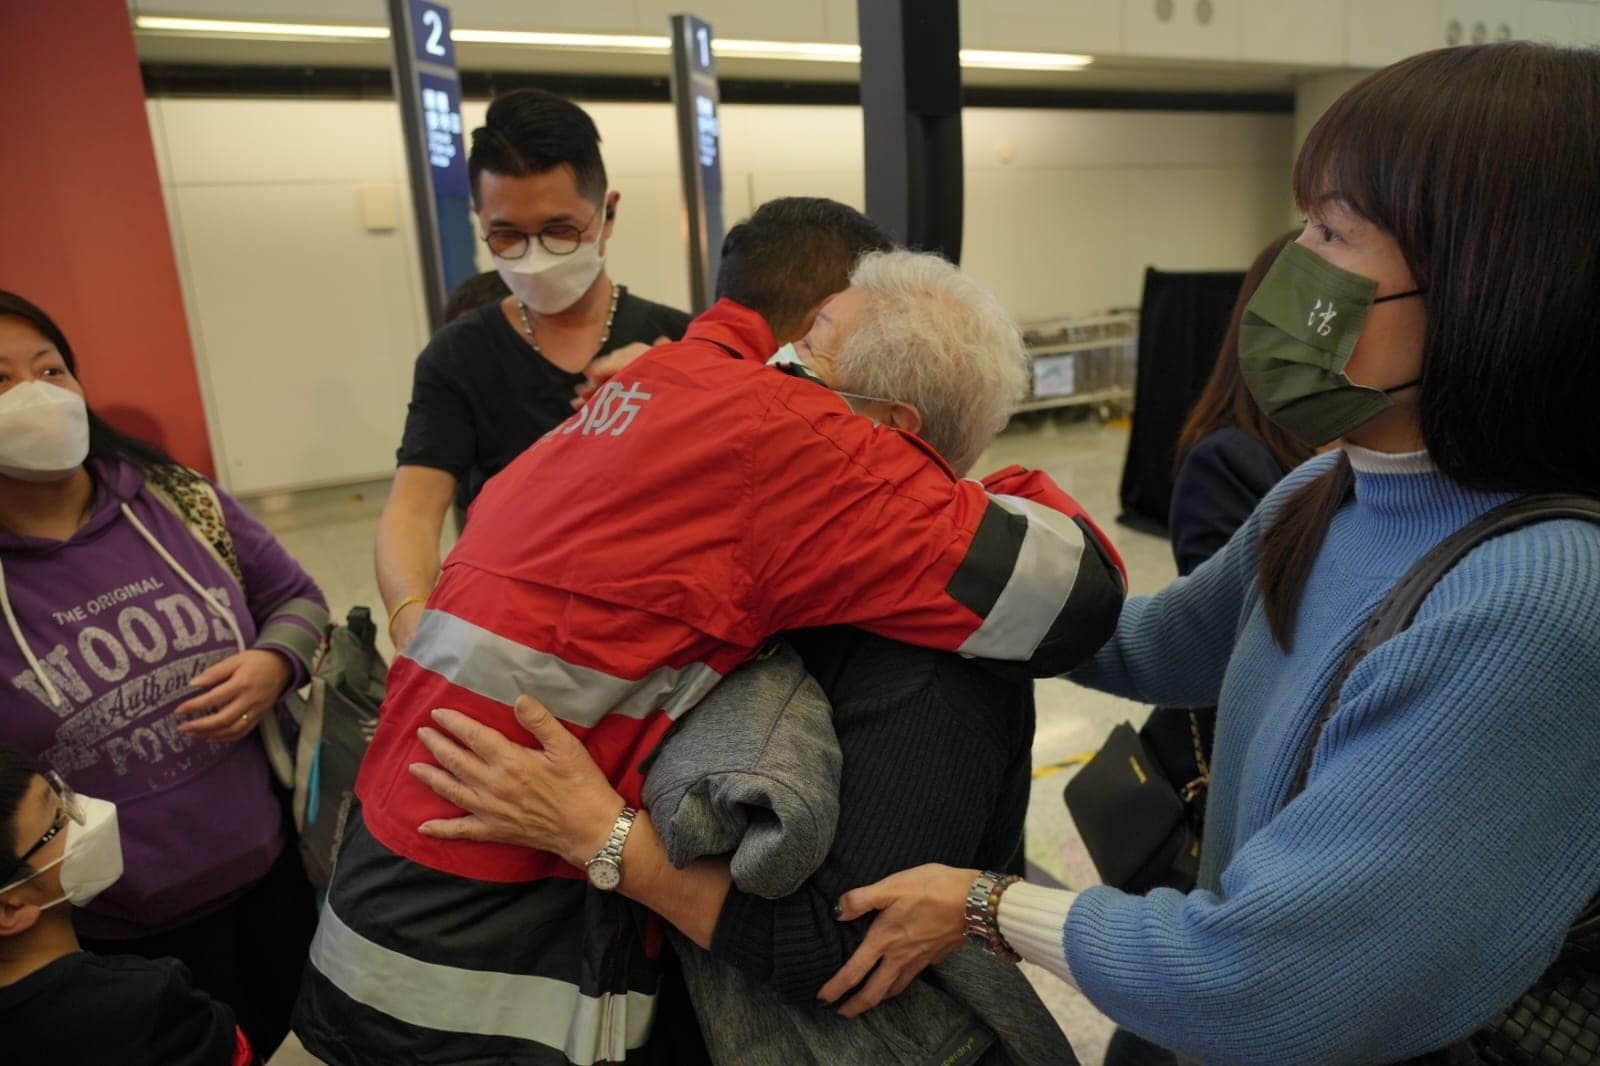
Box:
[134,16,389,40]
[133,16,1091,71]
[960,49,1094,71]
[449,28,669,53]
[715,39,860,63]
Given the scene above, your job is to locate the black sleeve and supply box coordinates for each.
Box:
[708,664,1021,1004]
[147,959,245,1066]
[654,306,692,342]
[1168,429,1287,576]
[394,335,474,479]
[25,956,243,1066]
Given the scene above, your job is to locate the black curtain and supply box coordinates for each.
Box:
[1118,267,1246,533]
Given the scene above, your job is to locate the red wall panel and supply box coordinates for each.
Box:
[0,0,215,475]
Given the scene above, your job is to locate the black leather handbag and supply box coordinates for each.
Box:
[1064,718,1206,893]
[1285,494,1600,1066]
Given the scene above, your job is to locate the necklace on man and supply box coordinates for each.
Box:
[517,282,623,360]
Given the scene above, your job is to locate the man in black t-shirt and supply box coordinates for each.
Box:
[380,88,690,652]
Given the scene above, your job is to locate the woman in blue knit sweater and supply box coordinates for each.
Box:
[821,43,1600,1064]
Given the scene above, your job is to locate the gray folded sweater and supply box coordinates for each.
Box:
[641,642,841,898]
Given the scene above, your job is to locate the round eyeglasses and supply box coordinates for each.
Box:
[481,201,606,260]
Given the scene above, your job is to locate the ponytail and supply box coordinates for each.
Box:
[1257,453,1355,651]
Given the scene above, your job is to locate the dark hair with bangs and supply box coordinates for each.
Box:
[0,291,175,472]
[1258,43,1600,649]
[1174,228,1311,478]
[468,89,608,207]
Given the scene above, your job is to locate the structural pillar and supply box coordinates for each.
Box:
[858,0,965,263]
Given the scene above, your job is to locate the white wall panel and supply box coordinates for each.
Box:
[1123,0,1242,60]
[169,182,425,494]
[720,105,864,174]
[820,0,859,42]
[963,0,1125,53]
[1523,0,1600,44]
[634,0,830,41]
[603,171,698,314]
[151,96,1293,493]
[746,170,867,212]
[1344,0,1445,65]
[966,168,1137,320]
[155,99,410,185]
[967,109,1289,172]
[1444,0,1521,44]
[1122,166,1290,277]
[455,0,638,33]
[1215,110,1298,167]
[1236,0,1345,65]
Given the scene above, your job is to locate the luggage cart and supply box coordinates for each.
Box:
[1017,310,1138,420]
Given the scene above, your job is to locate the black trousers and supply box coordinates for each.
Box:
[83,841,318,1057]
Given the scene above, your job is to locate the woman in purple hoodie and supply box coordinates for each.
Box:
[0,290,328,1055]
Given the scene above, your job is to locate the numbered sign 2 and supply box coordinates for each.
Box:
[409,0,456,67]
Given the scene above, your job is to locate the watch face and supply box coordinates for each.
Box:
[587,858,622,891]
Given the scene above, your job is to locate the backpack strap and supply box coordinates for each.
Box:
[143,464,245,588]
[1284,492,1600,807]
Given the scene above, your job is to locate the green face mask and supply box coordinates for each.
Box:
[1238,241,1423,449]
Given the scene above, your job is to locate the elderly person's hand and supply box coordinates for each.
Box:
[411,695,625,866]
[174,649,292,743]
[818,863,977,1018]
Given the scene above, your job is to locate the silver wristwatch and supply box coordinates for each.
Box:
[964,870,1002,947]
[964,869,1021,963]
[585,806,638,891]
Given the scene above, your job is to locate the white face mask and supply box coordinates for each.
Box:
[1,794,123,909]
[767,343,897,420]
[0,381,90,483]
[492,193,610,316]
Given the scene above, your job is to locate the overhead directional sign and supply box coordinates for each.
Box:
[669,14,725,313]
[389,0,477,331]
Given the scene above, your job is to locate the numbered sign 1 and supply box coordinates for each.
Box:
[409,0,456,67]
[695,24,712,71]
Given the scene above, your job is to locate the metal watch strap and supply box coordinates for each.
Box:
[964,871,998,942]
[964,870,1021,962]
[585,806,637,890]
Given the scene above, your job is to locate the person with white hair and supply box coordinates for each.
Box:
[781,249,1031,477]
[404,248,1120,1063]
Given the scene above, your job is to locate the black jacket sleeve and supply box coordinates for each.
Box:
[708,647,1027,1003]
[1168,428,1289,577]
